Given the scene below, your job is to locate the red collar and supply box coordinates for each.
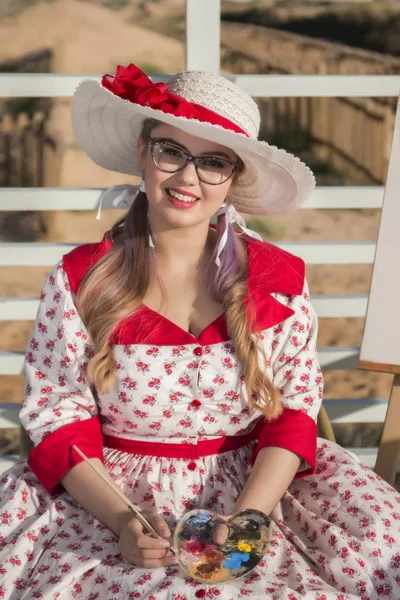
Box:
[63,234,304,345]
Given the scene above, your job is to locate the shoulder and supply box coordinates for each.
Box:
[246,238,305,297]
[62,237,113,296]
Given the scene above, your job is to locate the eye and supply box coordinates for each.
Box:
[160,146,182,157]
[202,158,226,169]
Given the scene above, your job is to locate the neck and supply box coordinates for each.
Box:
[149,220,215,275]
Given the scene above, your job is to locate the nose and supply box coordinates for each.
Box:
[176,158,199,185]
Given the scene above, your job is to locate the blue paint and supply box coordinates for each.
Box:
[223,552,250,570]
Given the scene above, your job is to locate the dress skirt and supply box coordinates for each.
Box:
[1,438,400,600]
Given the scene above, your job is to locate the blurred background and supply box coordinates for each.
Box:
[0,0,399,463]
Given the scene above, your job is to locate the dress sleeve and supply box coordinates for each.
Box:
[253,278,323,477]
[20,260,103,495]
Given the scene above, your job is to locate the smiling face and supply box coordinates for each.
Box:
[139,123,240,232]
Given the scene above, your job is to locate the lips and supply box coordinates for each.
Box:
[167,188,200,202]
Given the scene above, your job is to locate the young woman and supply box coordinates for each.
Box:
[0,64,399,599]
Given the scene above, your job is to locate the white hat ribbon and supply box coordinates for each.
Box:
[96,181,154,248]
[215,202,262,267]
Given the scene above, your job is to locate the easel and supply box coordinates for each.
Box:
[357,365,400,486]
[358,93,400,487]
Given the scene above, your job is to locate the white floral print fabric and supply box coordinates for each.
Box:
[0,258,399,599]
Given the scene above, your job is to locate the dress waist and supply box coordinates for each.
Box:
[103,419,263,459]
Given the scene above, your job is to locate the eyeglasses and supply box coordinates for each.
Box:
[149,137,239,185]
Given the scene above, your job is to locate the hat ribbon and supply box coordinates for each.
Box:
[96,182,154,248]
[101,63,249,136]
[215,202,263,267]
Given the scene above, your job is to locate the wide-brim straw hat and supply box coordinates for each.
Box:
[71,64,315,215]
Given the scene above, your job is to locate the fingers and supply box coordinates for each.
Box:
[132,553,178,569]
[147,512,171,539]
[119,511,178,568]
[213,524,229,545]
[129,522,170,549]
[123,514,178,568]
[130,532,177,568]
[131,544,177,567]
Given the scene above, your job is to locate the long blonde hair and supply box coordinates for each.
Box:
[77,119,282,420]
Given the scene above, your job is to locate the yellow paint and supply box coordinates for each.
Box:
[238,541,251,552]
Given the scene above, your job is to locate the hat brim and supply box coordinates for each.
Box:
[71,80,315,215]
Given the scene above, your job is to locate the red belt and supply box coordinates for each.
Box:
[103,419,263,459]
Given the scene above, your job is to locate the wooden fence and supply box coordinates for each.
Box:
[0,111,55,187]
[258,95,396,183]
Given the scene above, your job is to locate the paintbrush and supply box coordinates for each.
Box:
[72,445,177,557]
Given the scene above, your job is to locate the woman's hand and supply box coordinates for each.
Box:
[118,509,178,568]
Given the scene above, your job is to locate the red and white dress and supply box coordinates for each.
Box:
[1,235,399,600]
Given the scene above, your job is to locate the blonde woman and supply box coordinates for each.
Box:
[0,64,399,599]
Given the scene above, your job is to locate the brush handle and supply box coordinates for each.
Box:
[71,445,174,549]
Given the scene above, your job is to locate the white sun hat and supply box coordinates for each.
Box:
[71,63,315,215]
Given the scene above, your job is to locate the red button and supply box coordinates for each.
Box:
[191,399,202,408]
[187,462,197,471]
[195,590,206,598]
[193,347,203,356]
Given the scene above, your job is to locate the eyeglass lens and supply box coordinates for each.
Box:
[151,141,235,185]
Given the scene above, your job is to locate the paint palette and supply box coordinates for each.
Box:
[172,508,272,583]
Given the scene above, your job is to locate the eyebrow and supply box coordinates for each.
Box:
[152,137,234,160]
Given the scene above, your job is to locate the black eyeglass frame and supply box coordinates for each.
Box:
[149,137,239,185]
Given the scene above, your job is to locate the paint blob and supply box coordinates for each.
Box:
[173,508,272,583]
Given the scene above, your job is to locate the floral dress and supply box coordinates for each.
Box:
[1,235,400,600]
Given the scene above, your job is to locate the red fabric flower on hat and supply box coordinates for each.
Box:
[101,63,248,136]
[102,64,169,108]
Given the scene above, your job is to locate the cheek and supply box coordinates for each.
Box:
[144,155,169,196]
[204,180,233,205]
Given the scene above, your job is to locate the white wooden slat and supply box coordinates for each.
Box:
[0,188,106,211]
[186,0,220,73]
[0,242,376,266]
[311,295,368,318]
[282,243,376,265]
[0,243,75,266]
[318,347,359,370]
[0,352,24,375]
[0,186,385,211]
[0,74,399,98]
[0,298,39,320]
[324,397,388,424]
[0,295,369,321]
[0,456,19,474]
[0,404,20,428]
[228,74,400,98]
[0,347,361,375]
[302,186,383,210]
